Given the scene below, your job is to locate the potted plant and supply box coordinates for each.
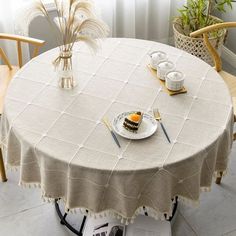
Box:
[173,0,235,65]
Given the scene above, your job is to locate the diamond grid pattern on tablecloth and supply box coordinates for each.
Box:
[66,94,112,121]
[109,44,148,64]
[96,58,136,81]
[83,76,124,100]
[17,61,57,84]
[176,55,210,77]
[129,66,161,89]
[0,38,234,222]
[31,86,77,112]
[116,83,159,109]
[153,91,194,117]
[84,123,129,156]
[73,38,121,58]
[197,79,232,104]
[5,78,46,103]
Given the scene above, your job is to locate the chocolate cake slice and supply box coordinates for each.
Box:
[123,112,143,132]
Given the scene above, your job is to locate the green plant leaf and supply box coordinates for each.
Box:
[176,0,235,34]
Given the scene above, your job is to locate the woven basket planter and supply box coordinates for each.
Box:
[173,17,226,65]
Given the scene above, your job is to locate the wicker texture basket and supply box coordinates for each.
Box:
[173,18,226,65]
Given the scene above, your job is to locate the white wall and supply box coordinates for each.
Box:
[219,5,236,54]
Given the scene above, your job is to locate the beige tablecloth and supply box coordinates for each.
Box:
[0,38,234,223]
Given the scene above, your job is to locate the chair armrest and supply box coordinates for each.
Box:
[0,33,45,46]
[190,22,236,38]
[189,22,236,72]
[0,33,45,67]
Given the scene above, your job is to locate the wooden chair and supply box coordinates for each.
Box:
[0,33,45,182]
[190,22,236,184]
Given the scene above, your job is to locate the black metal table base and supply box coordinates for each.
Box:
[55,197,178,235]
[55,199,87,236]
[167,196,178,222]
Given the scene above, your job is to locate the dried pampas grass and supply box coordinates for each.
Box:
[16,0,109,52]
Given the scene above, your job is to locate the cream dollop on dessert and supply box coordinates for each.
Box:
[123,112,143,132]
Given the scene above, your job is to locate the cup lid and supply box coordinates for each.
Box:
[150,51,167,60]
[166,71,184,81]
[158,61,175,70]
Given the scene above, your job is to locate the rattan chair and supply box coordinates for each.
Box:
[0,33,45,182]
[190,22,236,184]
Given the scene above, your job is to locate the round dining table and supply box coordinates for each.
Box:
[0,38,234,225]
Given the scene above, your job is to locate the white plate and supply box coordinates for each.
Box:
[112,111,158,140]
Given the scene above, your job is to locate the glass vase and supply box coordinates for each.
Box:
[57,50,77,89]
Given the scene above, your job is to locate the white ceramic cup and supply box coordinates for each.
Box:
[156,61,175,81]
[149,51,167,70]
[165,71,185,91]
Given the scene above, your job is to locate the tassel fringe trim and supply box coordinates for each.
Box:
[17,180,208,224]
[14,169,227,224]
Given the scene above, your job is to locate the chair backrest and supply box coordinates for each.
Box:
[0,33,45,69]
[190,22,236,72]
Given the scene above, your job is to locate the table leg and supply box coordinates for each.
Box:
[55,198,178,235]
[167,197,178,222]
[143,206,148,216]
[79,212,87,233]
[60,212,67,225]
[0,148,7,182]
[215,171,223,185]
[144,197,178,221]
[55,199,87,236]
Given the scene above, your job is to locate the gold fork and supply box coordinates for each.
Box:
[153,108,171,143]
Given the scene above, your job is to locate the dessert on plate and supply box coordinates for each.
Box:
[123,111,143,132]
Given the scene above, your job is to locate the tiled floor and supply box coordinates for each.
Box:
[172,142,236,236]
[1,61,236,236]
[0,171,84,236]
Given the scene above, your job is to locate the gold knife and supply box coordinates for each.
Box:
[102,117,121,148]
